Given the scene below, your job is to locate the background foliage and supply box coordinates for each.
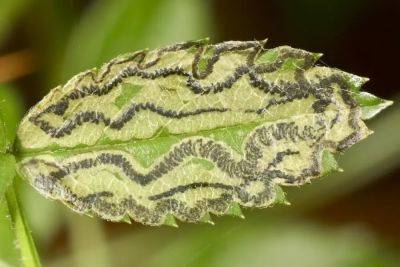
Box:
[0,0,399,266]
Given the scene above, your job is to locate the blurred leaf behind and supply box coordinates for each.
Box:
[61,0,214,80]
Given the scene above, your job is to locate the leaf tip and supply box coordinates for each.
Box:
[321,150,341,176]
[199,213,214,225]
[260,38,268,46]
[274,185,290,206]
[121,214,131,224]
[356,92,393,120]
[226,203,245,219]
[163,214,178,228]
[313,52,324,61]
[348,74,370,89]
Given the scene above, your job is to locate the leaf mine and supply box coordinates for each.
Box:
[15,39,392,225]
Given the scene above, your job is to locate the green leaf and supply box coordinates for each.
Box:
[321,150,342,176]
[162,214,178,228]
[61,0,213,79]
[355,91,393,120]
[15,40,391,226]
[225,203,245,219]
[273,185,290,206]
[199,213,214,225]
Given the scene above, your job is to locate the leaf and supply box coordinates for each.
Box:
[225,203,245,219]
[273,185,290,206]
[61,0,213,80]
[15,39,392,225]
[355,91,393,120]
[286,98,400,210]
[320,150,342,176]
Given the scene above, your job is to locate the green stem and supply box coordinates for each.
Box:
[5,181,41,267]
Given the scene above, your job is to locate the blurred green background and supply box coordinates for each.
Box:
[0,0,399,266]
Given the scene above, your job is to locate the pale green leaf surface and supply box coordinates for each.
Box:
[15,40,391,225]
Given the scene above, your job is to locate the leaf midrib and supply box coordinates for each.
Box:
[15,121,260,159]
[16,108,350,160]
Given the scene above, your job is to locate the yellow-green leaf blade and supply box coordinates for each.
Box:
[15,40,391,226]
